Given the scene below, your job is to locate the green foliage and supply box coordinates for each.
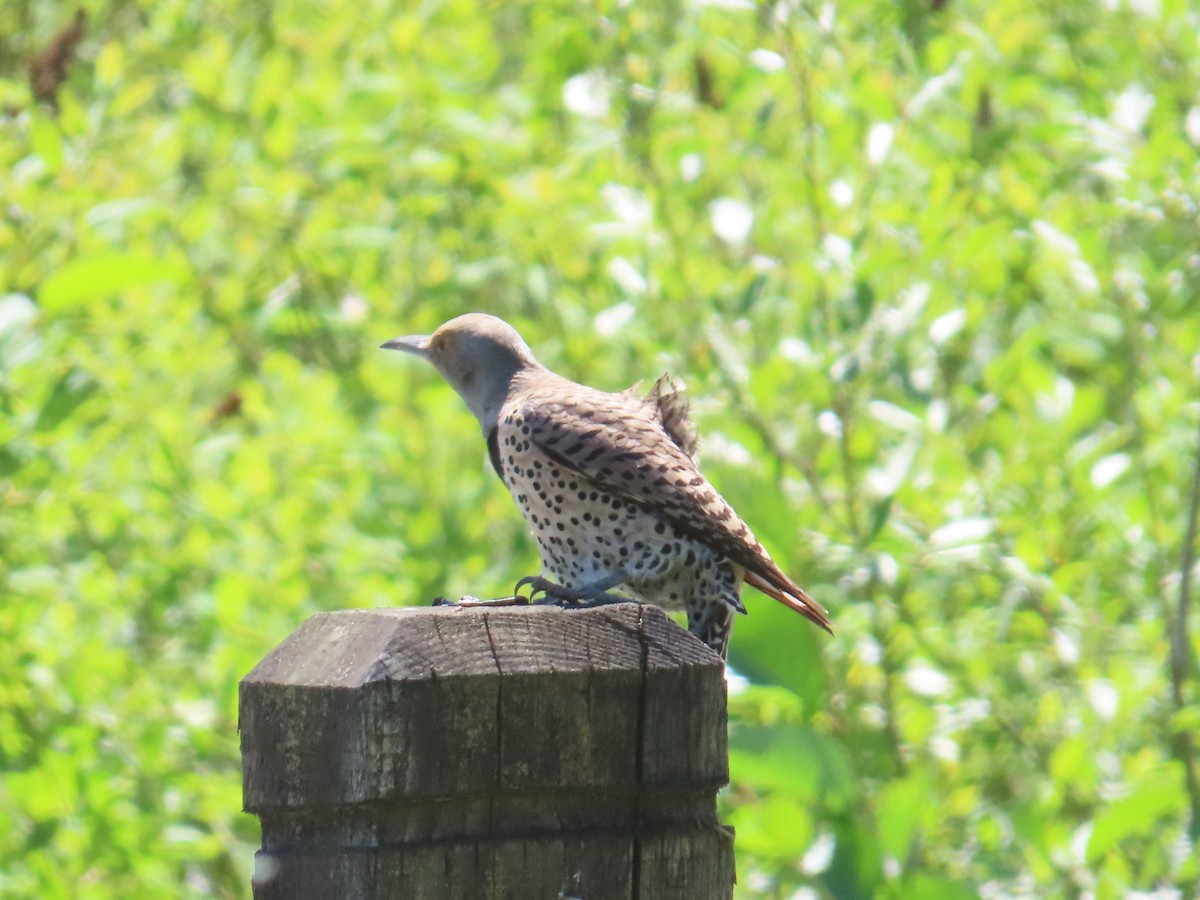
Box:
[3,0,1199,896]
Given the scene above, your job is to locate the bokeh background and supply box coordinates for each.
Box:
[3,0,1200,897]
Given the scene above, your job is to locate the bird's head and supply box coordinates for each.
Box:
[381,313,542,430]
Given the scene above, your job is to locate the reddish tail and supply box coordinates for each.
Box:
[745,570,834,634]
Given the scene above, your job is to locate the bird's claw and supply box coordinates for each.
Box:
[513,575,630,609]
[514,575,550,601]
[514,575,578,606]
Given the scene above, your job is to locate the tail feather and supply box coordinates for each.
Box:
[744,569,834,634]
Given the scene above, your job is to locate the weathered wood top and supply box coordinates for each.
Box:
[243,603,719,687]
[241,603,728,811]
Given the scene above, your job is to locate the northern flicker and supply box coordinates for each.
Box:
[382,313,832,658]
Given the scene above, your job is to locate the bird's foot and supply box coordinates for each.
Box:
[513,575,629,608]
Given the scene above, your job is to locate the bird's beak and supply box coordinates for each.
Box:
[380,335,431,358]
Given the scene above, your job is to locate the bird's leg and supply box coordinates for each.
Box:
[513,573,629,608]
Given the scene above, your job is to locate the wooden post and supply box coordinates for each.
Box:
[240,603,734,899]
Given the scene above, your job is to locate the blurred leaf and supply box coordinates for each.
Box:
[876,771,932,861]
[34,368,96,432]
[29,115,64,172]
[730,725,855,811]
[1087,784,1182,863]
[39,254,188,311]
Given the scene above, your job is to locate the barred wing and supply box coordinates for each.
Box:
[508,373,832,633]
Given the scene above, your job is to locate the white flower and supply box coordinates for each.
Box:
[339,293,369,322]
[929,309,966,344]
[606,259,647,295]
[905,665,951,697]
[930,517,993,547]
[1087,681,1119,720]
[817,410,842,438]
[708,198,754,244]
[1112,84,1155,133]
[801,833,836,875]
[867,122,894,165]
[1090,453,1130,488]
[600,183,652,229]
[594,303,636,337]
[563,72,609,118]
[868,400,922,432]
[749,49,785,72]
[822,233,853,267]
[829,179,854,207]
[1053,629,1079,665]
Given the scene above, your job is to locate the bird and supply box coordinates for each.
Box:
[381,313,832,658]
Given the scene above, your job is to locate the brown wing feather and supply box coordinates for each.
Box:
[646,374,699,458]
[510,372,832,632]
